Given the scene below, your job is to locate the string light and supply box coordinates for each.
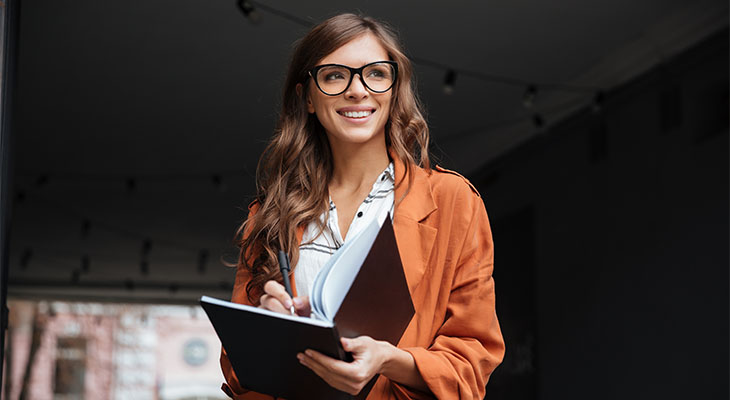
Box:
[140,239,152,275]
[71,269,81,283]
[443,69,457,95]
[16,168,250,188]
[234,2,601,93]
[227,1,607,146]
[211,174,227,192]
[81,255,90,273]
[35,175,49,187]
[237,0,262,24]
[198,249,209,275]
[8,5,612,293]
[19,194,218,267]
[592,91,605,113]
[532,113,545,129]
[142,239,152,254]
[523,85,537,109]
[81,219,91,239]
[20,248,33,269]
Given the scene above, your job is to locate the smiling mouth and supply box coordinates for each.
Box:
[338,109,375,118]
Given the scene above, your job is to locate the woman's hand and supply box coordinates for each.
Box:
[297,336,390,395]
[258,280,310,316]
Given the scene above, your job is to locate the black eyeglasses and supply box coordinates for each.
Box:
[308,61,398,96]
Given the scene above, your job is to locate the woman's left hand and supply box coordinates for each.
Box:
[297,336,391,395]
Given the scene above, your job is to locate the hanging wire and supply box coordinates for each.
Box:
[241,0,314,27]
[441,95,590,142]
[20,194,205,253]
[236,1,603,94]
[16,168,251,187]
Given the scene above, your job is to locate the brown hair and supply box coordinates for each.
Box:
[237,13,430,303]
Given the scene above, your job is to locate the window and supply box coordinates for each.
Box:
[54,337,87,400]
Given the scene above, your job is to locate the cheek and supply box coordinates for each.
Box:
[307,86,326,114]
[378,96,393,121]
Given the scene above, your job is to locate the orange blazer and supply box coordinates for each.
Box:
[220,159,505,399]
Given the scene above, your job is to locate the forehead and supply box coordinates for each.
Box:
[318,33,390,67]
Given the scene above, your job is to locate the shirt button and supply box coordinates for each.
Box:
[357,211,363,218]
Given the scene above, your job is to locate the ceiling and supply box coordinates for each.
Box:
[6,0,728,304]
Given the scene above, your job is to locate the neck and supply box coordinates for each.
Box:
[328,136,389,193]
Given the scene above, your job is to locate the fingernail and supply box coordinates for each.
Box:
[293,298,302,307]
[304,350,312,357]
[284,299,292,309]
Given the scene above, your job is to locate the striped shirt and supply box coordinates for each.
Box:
[294,163,395,297]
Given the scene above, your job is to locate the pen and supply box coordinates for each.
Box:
[277,250,297,316]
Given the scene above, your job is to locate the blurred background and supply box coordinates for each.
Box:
[0,0,727,399]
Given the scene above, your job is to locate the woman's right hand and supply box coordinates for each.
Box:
[259,280,311,317]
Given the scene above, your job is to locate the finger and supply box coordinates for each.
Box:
[339,337,385,379]
[298,352,357,394]
[304,349,357,378]
[263,280,293,309]
[341,336,373,354]
[341,337,359,352]
[258,294,288,314]
[293,296,311,316]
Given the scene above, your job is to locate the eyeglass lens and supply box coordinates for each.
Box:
[315,63,395,95]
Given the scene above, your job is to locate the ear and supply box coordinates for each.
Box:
[296,83,315,114]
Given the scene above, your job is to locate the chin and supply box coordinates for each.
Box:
[329,127,386,146]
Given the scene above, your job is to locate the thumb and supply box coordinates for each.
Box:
[292,296,311,315]
[341,337,355,352]
[341,336,368,352]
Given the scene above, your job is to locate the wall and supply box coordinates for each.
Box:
[479,30,728,399]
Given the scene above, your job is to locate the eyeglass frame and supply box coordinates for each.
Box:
[307,61,398,96]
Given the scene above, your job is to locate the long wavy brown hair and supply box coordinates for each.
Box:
[237,13,431,303]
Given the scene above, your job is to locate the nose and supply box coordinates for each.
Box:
[344,74,369,100]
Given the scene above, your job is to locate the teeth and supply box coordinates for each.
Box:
[341,110,372,118]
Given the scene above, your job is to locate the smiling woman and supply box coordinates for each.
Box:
[220,13,504,399]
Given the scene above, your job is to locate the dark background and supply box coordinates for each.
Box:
[2,1,728,398]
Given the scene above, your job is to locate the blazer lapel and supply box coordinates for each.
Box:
[291,157,437,300]
[392,158,437,300]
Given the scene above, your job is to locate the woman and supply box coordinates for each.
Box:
[221,13,504,399]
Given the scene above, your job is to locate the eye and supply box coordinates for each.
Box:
[366,65,391,80]
[318,66,349,82]
[324,72,346,81]
[368,70,384,78]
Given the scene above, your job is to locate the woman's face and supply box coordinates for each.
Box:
[306,33,393,149]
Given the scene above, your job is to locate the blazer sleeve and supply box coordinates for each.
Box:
[400,191,505,399]
[219,203,281,400]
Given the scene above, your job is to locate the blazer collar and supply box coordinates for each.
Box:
[392,155,437,223]
[391,155,438,298]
